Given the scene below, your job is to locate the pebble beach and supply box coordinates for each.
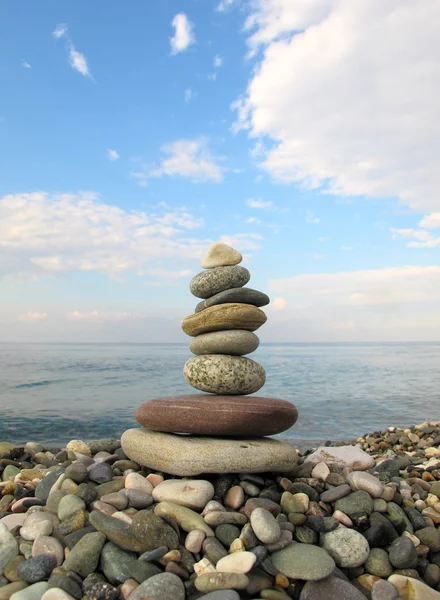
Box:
[2,423,440,600]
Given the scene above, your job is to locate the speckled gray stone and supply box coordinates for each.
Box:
[129,573,185,600]
[272,542,335,581]
[195,287,270,312]
[190,330,260,356]
[182,304,266,337]
[190,266,250,299]
[121,429,298,476]
[183,354,265,395]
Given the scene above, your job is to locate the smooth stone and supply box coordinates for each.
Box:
[35,471,64,503]
[182,303,266,337]
[40,590,76,600]
[135,395,298,437]
[371,580,398,600]
[16,557,56,584]
[320,485,351,503]
[63,464,87,484]
[10,582,48,600]
[190,330,260,356]
[152,479,214,510]
[183,355,266,395]
[201,243,242,269]
[389,537,418,569]
[300,577,367,600]
[131,509,181,549]
[195,573,249,593]
[124,473,153,495]
[0,444,15,459]
[0,515,25,531]
[271,542,336,581]
[203,537,228,565]
[57,496,85,522]
[128,573,185,600]
[31,537,64,567]
[204,512,247,527]
[388,573,440,599]
[122,429,298,476]
[87,463,112,484]
[304,446,375,470]
[195,287,270,313]
[100,543,136,585]
[321,528,370,568]
[4,556,25,582]
[190,266,250,299]
[250,508,281,544]
[365,548,393,578]
[334,491,374,517]
[154,502,214,537]
[416,527,440,551]
[197,592,240,600]
[346,472,385,498]
[216,552,256,574]
[88,511,145,553]
[20,513,53,542]
[62,532,106,577]
[0,582,28,600]
[215,524,240,548]
[66,440,90,456]
[0,524,18,576]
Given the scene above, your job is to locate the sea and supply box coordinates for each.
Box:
[1,342,440,448]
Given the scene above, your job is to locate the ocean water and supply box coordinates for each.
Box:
[1,342,440,447]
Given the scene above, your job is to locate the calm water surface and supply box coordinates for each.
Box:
[1,342,439,446]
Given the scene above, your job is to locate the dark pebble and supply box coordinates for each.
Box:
[88,463,113,484]
[47,573,83,599]
[17,555,57,583]
[389,537,418,569]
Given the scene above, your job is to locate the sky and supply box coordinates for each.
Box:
[1,0,440,343]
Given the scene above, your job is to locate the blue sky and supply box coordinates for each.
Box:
[1,0,439,342]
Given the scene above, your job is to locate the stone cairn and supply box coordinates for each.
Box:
[121,242,299,476]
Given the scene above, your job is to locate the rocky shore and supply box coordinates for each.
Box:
[1,422,440,600]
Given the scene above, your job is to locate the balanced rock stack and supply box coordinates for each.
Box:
[121,242,299,476]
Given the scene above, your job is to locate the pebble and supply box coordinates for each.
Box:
[195,573,249,592]
[87,463,112,485]
[124,473,153,495]
[31,537,64,567]
[388,573,440,599]
[197,592,240,600]
[311,462,330,481]
[200,242,242,269]
[121,429,298,476]
[10,582,49,600]
[271,542,336,580]
[62,532,106,577]
[0,515,26,531]
[129,573,185,600]
[334,490,374,516]
[40,589,76,600]
[20,513,53,541]
[365,548,393,578]
[216,552,256,574]
[299,576,367,600]
[224,486,245,509]
[320,485,351,503]
[389,536,418,569]
[250,508,281,544]
[371,580,398,600]
[136,395,298,437]
[183,354,266,395]
[16,556,56,583]
[183,304,266,338]
[57,496,85,521]
[154,502,214,536]
[65,441,90,457]
[185,530,206,553]
[195,287,270,313]
[190,330,260,356]
[305,446,375,470]
[346,471,384,498]
[0,582,29,600]
[152,479,214,510]
[0,523,18,576]
[190,266,250,299]
[321,528,370,568]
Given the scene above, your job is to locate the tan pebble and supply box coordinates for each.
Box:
[311,462,330,481]
[278,478,292,491]
[120,579,138,600]
[194,558,217,576]
[426,494,440,507]
[422,472,435,482]
[125,473,154,495]
[66,440,91,456]
[216,551,256,574]
[229,538,246,553]
[402,531,420,546]
[414,500,427,511]
[224,486,245,510]
[275,573,289,588]
[201,242,242,269]
[123,507,138,517]
[90,501,117,516]
[416,544,430,556]
[201,500,225,516]
[434,502,440,513]
[185,530,206,553]
[380,486,395,501]
[111,511,132,524]
[41,588,75,600]
[146,474,164,487]
[18,469,46,482]
[422,507,440,524]
[357,574,380,591]
[161,550,181,563]
[333,510,353,527]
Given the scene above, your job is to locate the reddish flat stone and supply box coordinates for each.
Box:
[135,395,298,437]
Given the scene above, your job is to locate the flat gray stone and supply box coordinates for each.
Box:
[190,266,250,299]
[300,576,367,599]
[0,523,18,577]
[190,330,260,356]
[121,428,298,476]
[272,542,335,581]
[129,573,185,600]
[184,354,265,395]
[62,532,106,577]
[195,287,270,312]
[321,528,370,568]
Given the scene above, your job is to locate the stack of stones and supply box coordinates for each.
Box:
[121,242,299,476]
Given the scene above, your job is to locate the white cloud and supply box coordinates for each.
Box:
[19,312,48,322]
[305,210,320,224]
[246,198,273,209]
[214,55,223,68]
[340,245,353,251]
[235,0,440,213]
[318,236,328,242]
[170,13,195,55]
[22,61,31,69]
[134,138,223,185]
[66,310,137,322]
[107,149,119,161]
[219,232,263,251]
[68,45,90,77]
[216,0,239,12]
[267,265,440,341]
[272,297,287,311]
[0,191,208,280]
[245,217,260,224]
[184,88,193,103]
[391,212,440,248]
[52,24,67,39]
[421,213,440,229]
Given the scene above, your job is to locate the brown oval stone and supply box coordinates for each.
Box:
[182,303,267,337]
[135,395,298,436]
